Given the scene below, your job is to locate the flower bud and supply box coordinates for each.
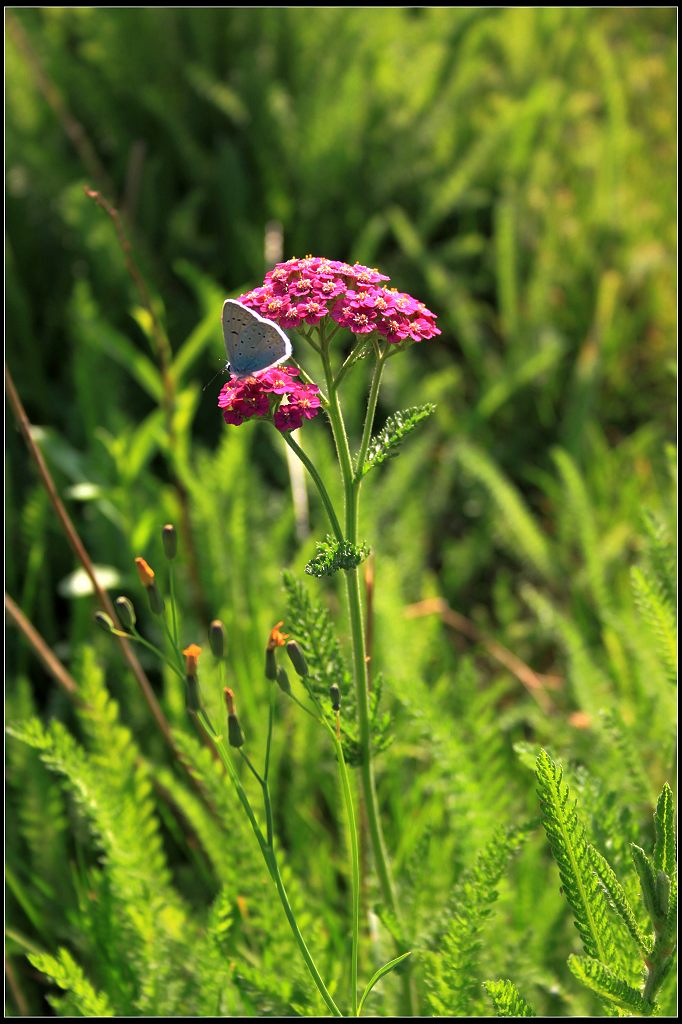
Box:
[115,596,136,630]
[329,683,341,711]
[95,611,115,634]
[276,666,292,695]
[186,674,202,714]
[286,640,308,677]
[209,619,225,659]
[265,647,278,681]
[147,582,165,616]
[224,688,245,747]
[162,524,177,561]
[228,714,245,748]
[134,556,155,588]
[183,643,202,677]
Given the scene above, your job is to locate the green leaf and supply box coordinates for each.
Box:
[28,948,114,1017]
[424,825,529,1016]
[631,844,658,925]
[535,750,617,962]
[567,955,653,1015]
[362,404,435,475]
[653,782,676,877]
[305,535,370,577]
[483,979,536,1017]
[357,951,411,1016]
[630,566,677,685]
[588,844,652,954]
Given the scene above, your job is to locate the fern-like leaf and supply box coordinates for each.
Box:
[535,750,617,963]
[630,566,677,685]
[588,844,652,954]
[283,571,360,762]
[567,955,653,1015]
[424,825,528,1016]
[653,782,676,877]
[362,404,435,474]
[483,978,536,1017]
[28,948,114,1017]
[305,535,370,577]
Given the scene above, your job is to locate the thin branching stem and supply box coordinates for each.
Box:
[282,432,344,543]
[197,708,343,1017]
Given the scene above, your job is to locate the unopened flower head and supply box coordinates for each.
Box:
[162,524,177,560]
[95,611,115,634]
[134,557,155,588]
[183,643,202,677]
[115,596,136,630]
[135,557,164,614]
[224,687,245,747]
[209,620,225,659]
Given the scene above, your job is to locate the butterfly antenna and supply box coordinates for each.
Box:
[203,363,229,392]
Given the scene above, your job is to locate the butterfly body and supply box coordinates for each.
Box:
[222,299,292,377]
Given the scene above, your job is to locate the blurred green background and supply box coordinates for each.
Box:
[5,7,677,1017]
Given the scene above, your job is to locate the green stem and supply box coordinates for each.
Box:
[264,684,276,782]
[332,725,360,1016]
[198,708,343,1017]
[334,336,372,389]
[354,344,388,480]
[168,563,179,649]
[267,846,343,1016]
[129,628,184,681]
[160,609,184,676]
[282,431,344,543]
[320,348,402,926]
[321,339,416,1014]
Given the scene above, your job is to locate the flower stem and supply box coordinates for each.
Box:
[168,563,179,648]
[320,347,403,930]
[354,344,388,481]
[129,628,185,681]
[331,724,360,1015]
[282,431,344,544]
[198,709,343,1018]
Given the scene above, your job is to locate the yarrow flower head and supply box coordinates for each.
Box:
[219,257,439,433]
[238,255,439,344]
[217,366,322,433]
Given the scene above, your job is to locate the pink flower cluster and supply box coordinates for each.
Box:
[239,256,440,343]
[218,366,322,433]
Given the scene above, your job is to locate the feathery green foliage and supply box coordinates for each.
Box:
[653,783,676,877]
[305,535,370,577]
[4,6,676,1017]
[630,566,677,686]
[363,404,436,474]
[535,750,617,964]
[483,979,536,1017]
[27,949,115,1018]
[567,956,652,1015]
[424,826,528,1016]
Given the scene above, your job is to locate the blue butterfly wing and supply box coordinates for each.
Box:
[222,300,292,376]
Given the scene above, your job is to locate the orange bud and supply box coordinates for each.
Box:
[224,687,236,717]
[183,643,202,676]
[267,620,289,651]
[134,557,155,588]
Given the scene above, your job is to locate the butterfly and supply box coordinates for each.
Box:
[222,299,293,378]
